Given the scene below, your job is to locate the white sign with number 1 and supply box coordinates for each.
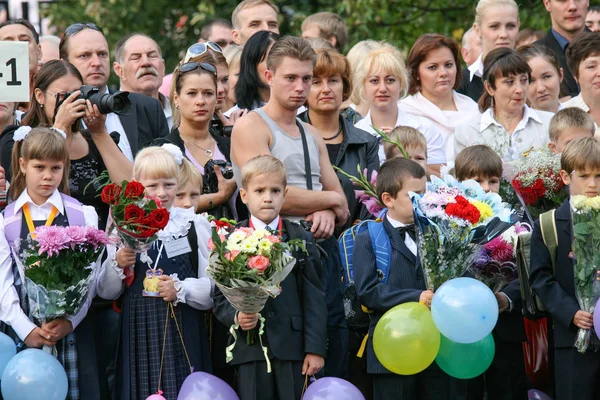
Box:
[0,41,29,102]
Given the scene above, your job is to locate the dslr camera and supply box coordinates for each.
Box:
[55,85,132,115]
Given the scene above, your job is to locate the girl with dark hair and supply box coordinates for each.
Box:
[518,44,565,113]
[229,30,279,112]
[454,48,553,161]
[0,60,132,229]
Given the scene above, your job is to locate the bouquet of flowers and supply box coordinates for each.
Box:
[471,223,530,292]
[505,149,566,222]
[20,225,111,323]
[206,226,305,372]
[335,165,383,217]
[412,175,515,290]
[571,195,600,353]
[101,180,170,252]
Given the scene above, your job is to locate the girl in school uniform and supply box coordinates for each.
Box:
[97,146,213,400]
[0,126,105,400]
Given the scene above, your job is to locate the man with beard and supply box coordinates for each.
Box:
[114,33,172,128]
[59,23,169,162]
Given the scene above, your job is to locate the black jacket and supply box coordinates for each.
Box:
[535,31,580,98]
[298,112,380,227]
[118,92,169,154]
[458,68,484,103]
[529,199,581,348]
[212,218,327,363]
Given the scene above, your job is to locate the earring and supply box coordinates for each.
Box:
[40,104,44,109]
[176,105,180,109]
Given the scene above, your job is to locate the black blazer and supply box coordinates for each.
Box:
[118,92,169,155]
[353,218,425,374]
[535,32,580,98]
[212,219,327,363]
[458,67,484,103]
[529,199,580,348]
[494,279,527,345]
[298,111,380,227]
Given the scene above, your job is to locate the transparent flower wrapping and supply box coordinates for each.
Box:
[571,195,600,353]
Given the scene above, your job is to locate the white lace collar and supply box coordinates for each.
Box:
[156,206,194,242]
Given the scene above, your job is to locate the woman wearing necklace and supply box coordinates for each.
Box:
[299,48,379,231]
[454,48,553,161]
[154,59,244,221]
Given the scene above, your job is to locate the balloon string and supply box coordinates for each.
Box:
[301,374,309,398]
[169,302,194,373]
[157,305,170,393]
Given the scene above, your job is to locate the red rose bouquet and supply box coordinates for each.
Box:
[101,180,170,252]
[206,226,305,372]
[505,149,567,222]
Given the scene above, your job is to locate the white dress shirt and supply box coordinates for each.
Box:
[563,94,600,136]
[105,112,134,162]
[355,106,446,165]
[250,215,280,232]
[161,94,173,130]
[97,207,214,310]
[385,214,417,256]
[454,105,553,161]
[468,54,484,82]
[0,189,98,341]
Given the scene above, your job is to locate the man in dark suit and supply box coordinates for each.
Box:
[353,157,451,400]
[530,136,600,400]
[58,22,169,162]
[535,0,590,98]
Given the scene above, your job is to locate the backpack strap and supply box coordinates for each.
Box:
[61,194,86,227]
[3,201,21,246]
[367,221,392,284]
[539,209,557,274]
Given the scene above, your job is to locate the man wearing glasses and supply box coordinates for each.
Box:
[113,33,172,129]
[59,23,169,162]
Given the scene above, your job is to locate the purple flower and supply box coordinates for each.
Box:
[85,227,112,248]
[354,190,365,199]
[65,226,87,246]
[34,226,69,257]
[369,170,378,186]
[363,197,384,217]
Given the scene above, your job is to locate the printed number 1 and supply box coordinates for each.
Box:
[1,58,22,86]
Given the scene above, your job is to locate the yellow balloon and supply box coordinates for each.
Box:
[373,302,440,375]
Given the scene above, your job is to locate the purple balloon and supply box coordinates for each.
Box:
[595,297,600,340]
[177,372,239,400]
[528,389,552,400]
[303,377,365,400]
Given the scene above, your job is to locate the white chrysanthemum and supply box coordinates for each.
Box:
[252,229,268,239]
[228,230,247,244]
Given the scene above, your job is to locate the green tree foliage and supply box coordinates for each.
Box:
[42,0,552,75]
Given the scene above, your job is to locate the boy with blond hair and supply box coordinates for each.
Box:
[383,126,428,171]
[548,107,596,154]
[213,155,326,400]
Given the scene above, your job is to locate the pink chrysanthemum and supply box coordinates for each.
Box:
[85,227,112,247]
[485,237,514,263]
[65,226,87,245]
[34,226,69,257]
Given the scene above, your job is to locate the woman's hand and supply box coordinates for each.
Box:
[215,165,237,203]
[53,91,86,132]
[83,101,107,135]
[116,248,136,269]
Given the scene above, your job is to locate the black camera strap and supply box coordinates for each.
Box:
[297,120,313,191]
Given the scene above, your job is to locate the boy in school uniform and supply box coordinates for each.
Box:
[454,145,528,400]
[212,155,327,400]
[530,137,600,400]
[548,107,595,154]
[353,157,451,400]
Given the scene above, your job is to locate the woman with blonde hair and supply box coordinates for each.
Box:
[458,0,520,101]
[354,43,445,172]
[346,39,382,119]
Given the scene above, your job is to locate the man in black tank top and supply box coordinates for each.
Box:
[231,35,351,380]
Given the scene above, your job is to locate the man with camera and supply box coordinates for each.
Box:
[113,33,173,129]
[59,22,169,162]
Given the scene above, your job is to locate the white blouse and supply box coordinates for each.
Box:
[454,105,553,161]
[97,206,214,310]
[0,189,98,341]
[399,91,479,162]
[355,106,446,165]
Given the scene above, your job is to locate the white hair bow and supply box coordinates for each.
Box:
[162,143,184,165]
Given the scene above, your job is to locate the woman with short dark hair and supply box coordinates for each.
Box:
[454,47,553,160]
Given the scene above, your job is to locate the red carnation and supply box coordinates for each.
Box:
[124,204,145,222]
[512,177,546,206]
[124,181,145,199]
[445,196,481,224]
[101,183,121,205]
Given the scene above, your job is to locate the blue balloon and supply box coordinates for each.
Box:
[431,277,498,344]
[0,333,16,377]
[1,348,68,400]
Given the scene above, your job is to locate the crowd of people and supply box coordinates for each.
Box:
[0,0,599,399]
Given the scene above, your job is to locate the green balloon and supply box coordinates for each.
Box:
[435,333,495,379]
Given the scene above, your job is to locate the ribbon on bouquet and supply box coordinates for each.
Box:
[226,312,271,373]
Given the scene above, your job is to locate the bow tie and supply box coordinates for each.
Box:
[396,224,416,241]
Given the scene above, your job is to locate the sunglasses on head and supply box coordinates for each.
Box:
[184,42,223,63]
[64,22,103,36]
[178,62,218,75]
